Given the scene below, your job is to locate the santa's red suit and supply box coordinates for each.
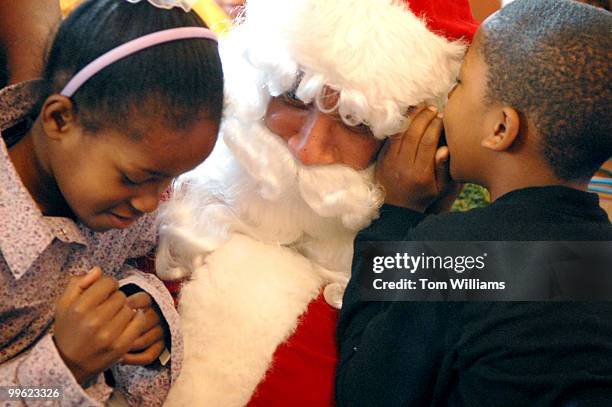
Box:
[156,1,477,405]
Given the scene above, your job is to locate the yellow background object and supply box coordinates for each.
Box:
[192,0,233,35]
[60,0,81,16]
[60,0,232,35]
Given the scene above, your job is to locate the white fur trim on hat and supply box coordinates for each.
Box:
[224,0,467,138]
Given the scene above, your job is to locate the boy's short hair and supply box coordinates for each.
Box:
[481,0,611,181]
[579,0,609,10]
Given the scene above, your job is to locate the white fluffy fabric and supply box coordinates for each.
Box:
[156,83,382,407]
[227,0,468,138]
[163,234,324,406]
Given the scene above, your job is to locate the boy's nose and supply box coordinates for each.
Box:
[288,110,337,166]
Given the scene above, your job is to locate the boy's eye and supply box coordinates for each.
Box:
[281,90,307,109]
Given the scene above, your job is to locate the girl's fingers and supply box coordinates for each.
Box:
[112,309,147,356]
[96,290,128,321]
[126,291,152,309]
[73,276,119,312]
[129,325,165,352]
[103,305,138,347]
[57,267,103,313]
[122,340,165,366]
[138,307,162,333]
[77,267,103,290]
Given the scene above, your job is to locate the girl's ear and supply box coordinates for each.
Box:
[481,106,521,151]
[40,95,78,140]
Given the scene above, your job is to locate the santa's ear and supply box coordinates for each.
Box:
[481,106,520,152]
[40,94,78,140]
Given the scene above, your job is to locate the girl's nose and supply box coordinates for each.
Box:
[129,180,170,214]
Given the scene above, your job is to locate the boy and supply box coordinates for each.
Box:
[336,0,612,405]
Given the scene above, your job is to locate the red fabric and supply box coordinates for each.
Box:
[405,0,479,42]
[134,253,182,307]
[247,293,339,407]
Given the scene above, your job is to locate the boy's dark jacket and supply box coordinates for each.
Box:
[337,186,612,406]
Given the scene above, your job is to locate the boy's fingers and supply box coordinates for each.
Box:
[401,107,439,162]
[412,118,442,183]
[122,341,165,366]
[385,105,429,159]
[415,117,443,170]
[57,267,103,312]
[434,146,452,191]
[74,276,119,312]
[126,291,152,310]
[406,103,428,120]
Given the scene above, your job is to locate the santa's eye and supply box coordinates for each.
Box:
[281,90,307,109]
[338,116,371,135]
[347,122,373,135]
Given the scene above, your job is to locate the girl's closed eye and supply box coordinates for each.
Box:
[122,173,146,187]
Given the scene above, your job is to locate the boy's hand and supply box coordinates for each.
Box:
[54,267,145,384]
[375,106,456,213]
[122,291,168,366]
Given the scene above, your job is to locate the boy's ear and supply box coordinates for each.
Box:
[481,106,521,152]
[40,95,78,140]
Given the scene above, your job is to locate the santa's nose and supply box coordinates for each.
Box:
[287,110,337,166]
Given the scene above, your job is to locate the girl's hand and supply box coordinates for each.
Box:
[122,291,168,366]
[54,267,144,384]
[375,106,457,213]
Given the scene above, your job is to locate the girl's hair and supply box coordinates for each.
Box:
[41,0,223,134]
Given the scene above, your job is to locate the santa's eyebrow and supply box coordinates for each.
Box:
[293,70,305,89]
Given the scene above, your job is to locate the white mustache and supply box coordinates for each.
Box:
[222,117,383,231]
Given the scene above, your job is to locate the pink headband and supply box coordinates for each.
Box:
[60,27,218,97]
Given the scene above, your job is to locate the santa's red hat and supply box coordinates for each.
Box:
[223,0,479,138]
[406,0,479,41]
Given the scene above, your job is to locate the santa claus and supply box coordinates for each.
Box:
[156,0,477,405]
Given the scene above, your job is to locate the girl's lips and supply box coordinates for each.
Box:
[108,212,137,229]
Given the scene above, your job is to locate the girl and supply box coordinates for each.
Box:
[0,0,223,405]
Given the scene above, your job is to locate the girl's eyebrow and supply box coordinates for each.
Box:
[144,168,171,178]
[130,166,171,178]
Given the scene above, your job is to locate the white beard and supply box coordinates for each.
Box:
[158,110,384,406]
[155,110,383,287]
